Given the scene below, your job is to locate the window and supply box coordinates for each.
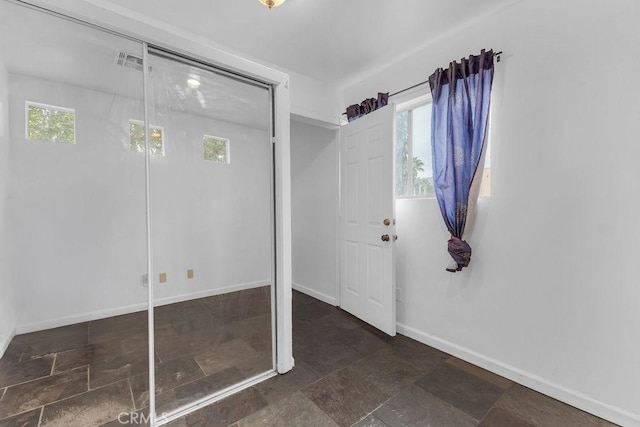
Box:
[395,99,434,198]
[203,135,230,163]
[129,120,164,156]
[395,96,490,198]
[26,102,76,144]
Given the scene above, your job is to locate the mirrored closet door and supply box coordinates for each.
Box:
[146,49,275,418]
[0,1,150,425]
[0,2,276,425]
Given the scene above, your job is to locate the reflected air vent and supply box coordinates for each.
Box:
[114,51,150,72]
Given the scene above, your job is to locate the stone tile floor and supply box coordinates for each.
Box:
[0,289,618,426]
[0,287,272,426]
[170,291,617,427]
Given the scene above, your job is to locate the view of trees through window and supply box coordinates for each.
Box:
[129,121,164,156]
[26,103,75,144]
[203,135,229,163]
[395,103,434,198]
[395,101,490,198]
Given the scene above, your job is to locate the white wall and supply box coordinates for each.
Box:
[290,120,339,305]
[344,1,640,425]
[288,70,342,126]
[0,55,15,356]
[9,74,271,332]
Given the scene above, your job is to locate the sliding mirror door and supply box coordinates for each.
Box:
[145,50,275,416]
[0,2,149,425]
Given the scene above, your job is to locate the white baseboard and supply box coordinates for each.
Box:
[292,282,337,306]
[0,328,16,360]
[16,281,270,335]
[396,323,639,427]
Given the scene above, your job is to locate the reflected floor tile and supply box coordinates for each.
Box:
[495,384,617,426]
[0,407,42,427]
[129,356,205,409]
[0,366,87,419]
[53,345,95,374]
[0,354,54,388]
[18,323,89,360]
[89,350,150,389]
[236,391,338,427]
[41,379,133,427]
[158,366,247,415]
[194,339,260,376]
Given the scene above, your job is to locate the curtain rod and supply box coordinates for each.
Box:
[390,51,503,98]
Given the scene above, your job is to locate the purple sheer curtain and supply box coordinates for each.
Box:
[428,49,495,272]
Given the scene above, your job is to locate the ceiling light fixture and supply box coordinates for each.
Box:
[259,0,286,10]
[187,77,200,89]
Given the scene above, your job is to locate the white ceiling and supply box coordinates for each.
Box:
[0,0,516,129]
[92,0,517,88]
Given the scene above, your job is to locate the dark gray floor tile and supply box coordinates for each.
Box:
[303,366,390,427]
[494,384,617,426]
[0,367,87,419]
[351,347,424,396]
[0,407,42,427]
[294,333,362,378]
[478,407,535,427]
[415,361,504,420]
[374,385,476,427]
[0,354,54,388]
[352,414,389,427]
[168,387,267,427]
[40,379,133,427]
[387,335,448,372]
[129,356,205,409]
[236,391,338,427]
[445,357,512,390]
[254,361,319,404]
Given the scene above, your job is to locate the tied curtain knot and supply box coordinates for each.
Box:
[447,236,471,272]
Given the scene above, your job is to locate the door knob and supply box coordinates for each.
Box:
[393,235,398,241]
[381,234,390,242]
[383,218,391,226]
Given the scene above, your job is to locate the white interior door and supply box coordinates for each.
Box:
[340,106,396,336]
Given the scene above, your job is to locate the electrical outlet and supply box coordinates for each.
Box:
[159,272,167,283]
[187,269,194,279]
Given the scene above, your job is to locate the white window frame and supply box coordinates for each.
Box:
[129,119,165,156]
[25,101,77,144]
[395,94,434,199]
[202,134,231,164]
